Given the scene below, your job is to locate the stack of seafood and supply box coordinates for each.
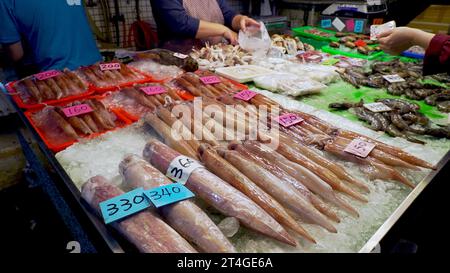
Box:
[304,28,333,38]
[329,32,381,55]
[32,99,120,145]
[132,48,199,72]
[190,43,253,70]
[83,70,437,252]
[338,59,450,112]
[13,69,89,104]
[329,99,450,144]
[271,34,314,55]
[77,62,146,88]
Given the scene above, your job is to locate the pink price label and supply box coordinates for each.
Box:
[34,70,62,81]
[99,63,121,71]
[200,76,221,85]
[62,104,94,118]
[140,86,167,95]
[344,139,376,158]
[234,90,257,101]
[276,113,304,128]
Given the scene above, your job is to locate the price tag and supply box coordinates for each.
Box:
[173,52,188,59]
[200,76,221,85]
[383,74,405,83]
[34,70,62,81]
[354,20,365,33]
[276,113,304,128]
[99,187,151,224]
[140,85,167,95]
[99,62,121,71]
[322,58,340,66]
[321,19,332,28]
[234,90,257,101]
[370,20,396,40]
[364,102,392,113]
[144,184,194,208]
[166,156,203,184]
[332,17,346,32]
[346,19,355,32]
[62,104,93,117]
[344,139,376,158]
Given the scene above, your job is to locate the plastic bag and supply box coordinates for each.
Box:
[238,22,271,58]
[253,73,326,97]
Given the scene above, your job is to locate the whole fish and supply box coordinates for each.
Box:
[144,113,199,160]
[55,107,93,135]
[198,144,317,243]
[54,75,71,97]
[90,99,116,128]
[64,69,88,91]
[21,78,42,102]
[216,148,337,233]
[241,140,359,217]
[81,113,100,133]
[48,108,79,139]
[35,80,55,100]
[81,176,197,253]
[122,87,157,110]
[119,154,236,253]
[143,140,297,246]
[232,143,341,223]
[45,78,64,99]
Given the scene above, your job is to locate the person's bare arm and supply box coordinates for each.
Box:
[377,27,435,55]
[5,41,24,62]
[196,20,238,44]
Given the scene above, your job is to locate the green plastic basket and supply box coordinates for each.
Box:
[292,26,339,42]
[321,45,384,60]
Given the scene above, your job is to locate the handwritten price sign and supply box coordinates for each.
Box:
[173,52,188,59]
[234,90,257,101]
[141,86,167,95]
[383,74,405,83]
[276,113,304,128]
[200,76,221,85]
[166,156,203,184]
[34,70,62,81]
[62,104,93,117]
[344,139,376,158]
[99,63,121,71]
[144,184,194,208]
[363,102,392,113]
[99,188,151,224]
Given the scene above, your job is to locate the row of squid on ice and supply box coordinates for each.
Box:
[81,72,435,253]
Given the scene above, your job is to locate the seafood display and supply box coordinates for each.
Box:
[338,59,450,111]
[329,99,450,142]
[330,33,381,55]
[133,48,199,72]
[253,73,326,97]
[271,34,314,55]
[77,62,146,88]
[304,28,333,38]
[13,69,89,104]
[190,43,253,70]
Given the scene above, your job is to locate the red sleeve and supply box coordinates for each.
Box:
[423,34,450,75]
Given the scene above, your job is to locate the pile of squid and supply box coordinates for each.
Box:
[14,69,89,104]
[338,59,450,112]
[82,71,438,253]
[329,98,450,143]
[77,62,146,88]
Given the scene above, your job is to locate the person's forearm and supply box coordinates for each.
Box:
[195,20,227,39]
[411,28,435,49]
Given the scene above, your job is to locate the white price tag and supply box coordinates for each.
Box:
[383,74,405,83]
[166,156,203,184]
[370,20,396,40]
[332,18,346,32]
[364,102,392,113]
[173,53,188,59]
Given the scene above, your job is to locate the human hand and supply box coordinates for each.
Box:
[240,16,261,32]
[223,27,238,45]
[377,27,417,55]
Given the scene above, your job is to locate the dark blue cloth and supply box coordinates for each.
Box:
[150,0,237,44]
[0,0,101,71]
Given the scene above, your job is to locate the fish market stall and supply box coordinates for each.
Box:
[2,27,450,254]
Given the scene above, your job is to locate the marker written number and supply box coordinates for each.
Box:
[166,156,203,184]
[383,74,405,83]
[234,90,257,101]
[141,85,167,95]
[99,187,151,224]
[35,70,62,81]
[62,104,93,117]
[344,139,376,158]
[145,184,194,208]
[363,102,392,113]
[276,113,304,128]
[99,63,121,71]
[200,76,221,85]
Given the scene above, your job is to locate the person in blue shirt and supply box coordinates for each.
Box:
[150,0,260,52]
[0,0,102,72]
